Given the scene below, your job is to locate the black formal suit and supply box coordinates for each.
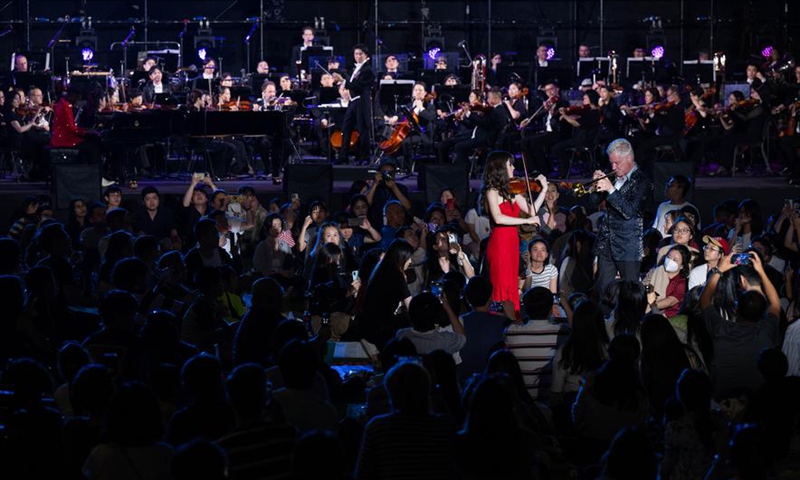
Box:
[436,103,509,164]
[141,82,170,104]
[520,97,571,175]
[397,100,437,169]
[338,60,375,163]
[592,166,654,295]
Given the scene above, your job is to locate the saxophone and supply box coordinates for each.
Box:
[471,55,487,92]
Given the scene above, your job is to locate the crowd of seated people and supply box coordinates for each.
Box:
[1,157,800,480]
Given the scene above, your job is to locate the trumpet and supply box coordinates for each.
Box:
[566,172,615,197]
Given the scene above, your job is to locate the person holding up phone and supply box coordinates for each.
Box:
[699,250,781,400]
[425,228,475,287]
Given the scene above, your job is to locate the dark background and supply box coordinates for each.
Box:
[0,0,796,78]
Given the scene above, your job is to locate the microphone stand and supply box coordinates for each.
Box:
[244,19,258,74]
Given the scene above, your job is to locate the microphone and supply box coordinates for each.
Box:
[458,40,467,48]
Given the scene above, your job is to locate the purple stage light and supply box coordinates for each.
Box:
[761,45,773,58]
[651,45,665,60]
[546,47,556,61]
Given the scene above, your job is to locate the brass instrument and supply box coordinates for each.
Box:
[568,172,615,197]
[471,55,487,92]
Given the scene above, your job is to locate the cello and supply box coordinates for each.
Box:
[331,130,360,152]
[379,92,437,155]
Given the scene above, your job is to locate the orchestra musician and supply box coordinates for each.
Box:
[50,89,104,171]
[620,87,661,140]
[332,44,374,165]
[256,60,270,75]
[290,26,316,67]
[683,87,714,165]
[253,81,291,183]
[142,66,170,104]
[379,54,403,79]
[315,82,350,160]
[436,88,508,164]
[519,81,571,176]
[496,82,528,151]
[384,81,437,170]
[141,57,158,72]
[632,85,685,169]
[13,53,28,72]
[6,89,50,180]
[596,84,622,144]
[715,82,771,177]
[551,89,601,178]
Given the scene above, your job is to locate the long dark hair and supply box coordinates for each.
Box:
[737,199,764,237]
[613,280,647,337]
[481,151,513,206]
[590,334,645,411]
[677,286,713,365]
[640,314,691,418]
[559,301,609,375]
[370,239,414,284]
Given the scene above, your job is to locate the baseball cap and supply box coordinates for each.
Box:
[703,235,730,255]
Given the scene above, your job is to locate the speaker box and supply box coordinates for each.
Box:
[652,161,695,203]
[418,163,470,210]
[284,164,333,206]
[51,164,102,210]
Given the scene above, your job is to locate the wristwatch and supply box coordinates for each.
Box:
[709,267,722,276]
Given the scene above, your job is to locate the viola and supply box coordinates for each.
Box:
[508,177,543,195]
[507,87,529,101]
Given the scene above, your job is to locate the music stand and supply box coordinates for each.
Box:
[491,65,524,86]
[229,86,253,100]
[317,87,338,104]
[682,60,715,85]
[626,57,660,83]
[378,79,414,114]
[301,46,333,72]
[249,73,270,92]
[152,93,178,106]
[432,85,471,104]
[419,69,450,86]
[8,72,52,94]
[577,57,611,81]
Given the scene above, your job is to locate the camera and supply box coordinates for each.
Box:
[193,172,205,180]
[381,170,393,182]
[447,232,458,246]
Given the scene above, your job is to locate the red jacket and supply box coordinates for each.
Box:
[50,97,86,148]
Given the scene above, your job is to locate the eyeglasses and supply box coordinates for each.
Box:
[673,228,691,234]
[703,245,720,253]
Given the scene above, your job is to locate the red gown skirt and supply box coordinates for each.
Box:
[486,201,521,311]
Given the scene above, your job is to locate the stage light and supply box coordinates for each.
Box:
[76,35,97,64]
[194,35,216,62]
[651,45,665,60]
[427,47,441,60]
[546,47,556,61]
[761,45,773,58]
[81,46,94,62]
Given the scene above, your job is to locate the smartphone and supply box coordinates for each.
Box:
[785,199,794,210]
[291,193,300,202]
[193,172,205,180]
[447,232,458,246]
[445,198,455,210]
[430,281,443,298]
[731,253,751,265]
[427,222,438,233]
[351,271,359,282]
[347,216,365,227]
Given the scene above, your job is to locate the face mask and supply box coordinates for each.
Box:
[664,258,679,273]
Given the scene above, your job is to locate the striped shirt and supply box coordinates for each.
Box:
[216,422,297,480]
[355,412,457,480]
[504,319,571,400]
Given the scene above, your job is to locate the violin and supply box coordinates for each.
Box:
[652,100,676,112]
[422,92,437,103]
[507,87,529,101]
[508,177,544,195]
[560,104,591,117]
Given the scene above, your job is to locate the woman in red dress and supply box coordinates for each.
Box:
[482,151,548,312]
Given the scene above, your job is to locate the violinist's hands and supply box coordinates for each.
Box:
[520,117,531,129]
[535,174,548,191]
